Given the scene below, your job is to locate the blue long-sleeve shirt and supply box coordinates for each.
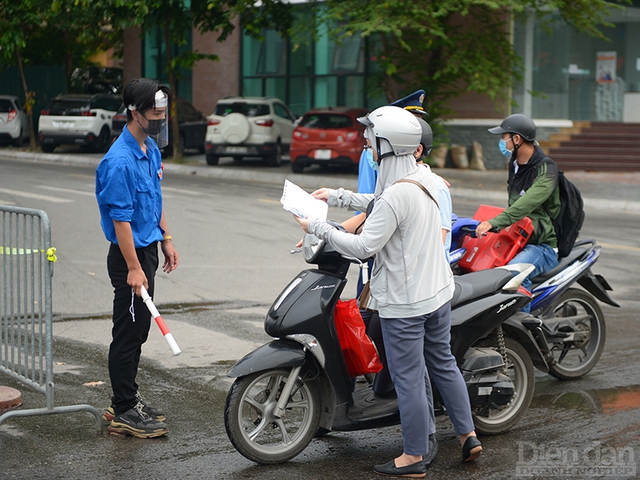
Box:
[95,125,165,248]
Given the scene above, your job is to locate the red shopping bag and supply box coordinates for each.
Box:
[333,299,383,377]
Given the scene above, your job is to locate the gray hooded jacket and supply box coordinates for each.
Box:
[307,154,454,318]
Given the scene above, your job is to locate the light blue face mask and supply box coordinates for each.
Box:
[366,147,379,171]
[499,138,512,158]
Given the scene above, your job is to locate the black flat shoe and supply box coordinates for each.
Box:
[424,434,438,468]
[462,435,483,462]
[374,458,427,478]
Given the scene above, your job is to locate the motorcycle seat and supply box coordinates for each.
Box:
[530,246,588,285]
[451,269,514,308]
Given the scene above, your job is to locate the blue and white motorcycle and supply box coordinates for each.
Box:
[450,215,619,380]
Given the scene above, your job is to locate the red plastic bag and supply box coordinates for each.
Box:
[333,299,383,377]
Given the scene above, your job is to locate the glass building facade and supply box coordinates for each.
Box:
[143,29,194,102]
[240,6,386,117]
[139,2,640,121]
[512,3,640,121]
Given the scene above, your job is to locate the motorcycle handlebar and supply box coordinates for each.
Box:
[458,224,500,238]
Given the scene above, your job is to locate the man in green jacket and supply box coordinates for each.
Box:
[476,113,561,305]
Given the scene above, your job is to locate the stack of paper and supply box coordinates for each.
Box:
[280,180,328,220]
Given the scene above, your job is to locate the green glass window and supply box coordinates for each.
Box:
[143,28,193,101]
[242,78,263,97]
[257,30,286,75]
[512,5,640,121]
[265,77,287,102]
[289,77,311,116]
[240,4,375,112]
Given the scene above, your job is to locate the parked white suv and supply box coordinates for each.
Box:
[38,93,121,153]
[205,96,296,166]
[0,95,29,147]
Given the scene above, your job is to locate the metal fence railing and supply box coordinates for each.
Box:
[0,205,101,430]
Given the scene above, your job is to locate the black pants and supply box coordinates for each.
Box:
[107,242,158,415]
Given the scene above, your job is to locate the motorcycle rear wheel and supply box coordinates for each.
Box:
[473,337,534,435]
[224,369,321,464]
[544,288,606,380]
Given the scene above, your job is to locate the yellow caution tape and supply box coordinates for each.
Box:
[0,246,58,263]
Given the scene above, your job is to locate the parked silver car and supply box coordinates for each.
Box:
[0,95,29,147]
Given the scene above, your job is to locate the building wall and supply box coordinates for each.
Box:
[447,91,505,119]
[192,20,240,117]
[123,27,143,85]
[443,124,564,169]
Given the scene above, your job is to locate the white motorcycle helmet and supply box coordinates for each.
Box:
[358,106,422,161]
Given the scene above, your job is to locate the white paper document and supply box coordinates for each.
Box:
[280,180,328,220]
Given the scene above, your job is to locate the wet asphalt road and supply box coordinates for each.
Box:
[2,296,638,480]
[0,147,639,479]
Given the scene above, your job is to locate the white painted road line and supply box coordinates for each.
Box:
[0,188,72,203]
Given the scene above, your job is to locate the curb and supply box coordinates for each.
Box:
[2,150,639,214]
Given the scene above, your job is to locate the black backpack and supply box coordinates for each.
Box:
[547,170,585,258]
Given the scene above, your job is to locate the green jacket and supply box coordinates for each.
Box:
[488,146,561,247]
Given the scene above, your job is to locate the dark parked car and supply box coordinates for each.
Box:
[290,107,369,173]
[112,97,206,156]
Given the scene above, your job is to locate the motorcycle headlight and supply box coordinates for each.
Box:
[273,277,303,311]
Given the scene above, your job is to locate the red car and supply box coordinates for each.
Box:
[290,107,369,173]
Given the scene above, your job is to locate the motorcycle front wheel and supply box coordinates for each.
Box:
[224,369,321,464]
[473,337,535,435]
[544,288,606,380]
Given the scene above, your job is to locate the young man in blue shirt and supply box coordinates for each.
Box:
[96,78,179,438]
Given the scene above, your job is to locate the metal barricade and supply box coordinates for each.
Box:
[0,205,101,430]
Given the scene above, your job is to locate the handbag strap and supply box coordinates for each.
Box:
[394,178,439,208]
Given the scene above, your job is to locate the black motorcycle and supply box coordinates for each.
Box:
[223,227,546,464]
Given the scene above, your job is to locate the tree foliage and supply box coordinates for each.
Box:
[0,0,124,148]
[319,0,628,122]
[0,1,53,148]
[1,0,293,156]
[94,0,294,158]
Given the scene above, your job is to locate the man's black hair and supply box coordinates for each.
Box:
[123,78,172,122]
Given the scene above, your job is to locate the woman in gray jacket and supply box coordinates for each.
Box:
[295,106,481,478]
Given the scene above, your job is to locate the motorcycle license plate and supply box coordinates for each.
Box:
[314,149,332,160]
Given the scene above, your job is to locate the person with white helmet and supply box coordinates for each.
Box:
[295,106,481,477]
[336,113,451,468]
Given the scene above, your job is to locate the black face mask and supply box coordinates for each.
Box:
[136,112,169,148]
[139,114,166,136]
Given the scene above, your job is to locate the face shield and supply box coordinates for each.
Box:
[129,90,169,149]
